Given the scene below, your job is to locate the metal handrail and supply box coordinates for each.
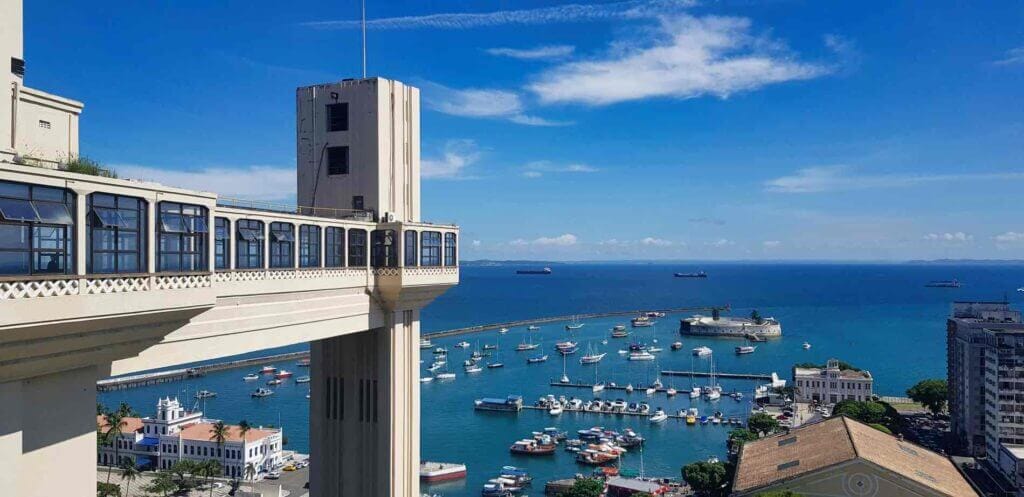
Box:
[216,197,375,221]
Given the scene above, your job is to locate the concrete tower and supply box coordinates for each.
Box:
[296,77,421,222]
[1,0,24,161]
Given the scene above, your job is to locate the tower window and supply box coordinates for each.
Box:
[326,103,349,132]
[327,146,349,175]
[352,196,364,210]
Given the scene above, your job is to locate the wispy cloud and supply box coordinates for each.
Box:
[528,14,830,106]
[689,217,725,226]
[641,237,674,247]
[114,164,295,202]
[707,238,735,247]
[511,234,578,246]
[924,232,973,243]
[420,81,569,126]
[994,47,1024,66]
[522,160,598,178]
[765,165,1024,193]
[994,232,1024,243]
[302,0,694,30]
[486,45,576,60]
[422,139,482,180]
[762,240,781,248]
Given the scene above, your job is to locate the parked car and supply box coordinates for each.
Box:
[266,471,281,480]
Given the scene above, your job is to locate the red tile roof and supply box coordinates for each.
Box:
[96,415,143,434]
[178,422,276,443]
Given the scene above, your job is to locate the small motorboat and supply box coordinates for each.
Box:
[465,365,483,373]
[296,358,310,367]
[647,347,663,353]
[275,369,294,378]
[251,388,274,397]
[259,365,277,374]
[593,382,606,393]
[295,376,311,384]
[549,404,564,416]
[483,344,498,350]
[628,351,656,361]
[802,342,812,350]
[419,377,433,383]
[433,347,447,355]
[455,341,471,348]
[671,341,683,351]
[527,355,548,364]
[650,409,668,423]
[419,338,433,349]
[499,327,509,334]
[625,384,634,393]
[435,372,457,380]
[487,362,505,369]
[735,346,756,355]
[693,346,712,357]
[243,373,259,381]
[690,387,701,399]
[666,387,677,397]
[266,379,283,386]
[645,386,656,395]
[195,390,216,399]
[527,325,540,331]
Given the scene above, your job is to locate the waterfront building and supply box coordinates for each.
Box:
[730,415,979,496]
[97,398,282,478]
[947,301,1024,458]
[0,1,457,495]
[791,359,873,404]
[678,314,781,338]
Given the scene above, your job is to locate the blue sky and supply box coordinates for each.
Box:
[24,1,1024,260]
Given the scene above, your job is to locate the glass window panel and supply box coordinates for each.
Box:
[0,252,30,275]
[239,228,259,241]
[92,229,116,251]
[182,253,199,271]
[92,253,116,273]
[0,198,40,222]
[117,209,140,230]
[117,253,139,272]
[33,202,73,225]
[31,186,66,203]
[91,194,116,208]
[0,181,30,199]
[182,205,201,216]
[0,224,28,249]
[159,234,180,253]
[160,213,187,233]
[33,226,63,250]
[159,254,180,272]
[118,231,139,251]
[159,203,179,214]
[272,230,294,242]
[92,208,122,228]
[191,216,209,233]
[33,252,65,273]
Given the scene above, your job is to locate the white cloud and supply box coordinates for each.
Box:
[487,45,575,60]
[689,217,725,226]
[421,139,481,179]
[420,81,568,126]
[522,160,599,178]
[924,232,973,243]
[765,165,1024,193]
[471,240,482,247]
[534,234,578,246]
[114,164,295,202]
[708,238,734,247]
[762,240,781,248]
[528,14,830,106]
[641,237,673,246]
[994,232,1024,243]
[302,0,695,30]
[994,47,1024,66]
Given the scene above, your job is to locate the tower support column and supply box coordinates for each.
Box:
[0,366,100,497]
[310,309,420,497]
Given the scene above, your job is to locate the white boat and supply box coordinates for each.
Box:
[516,336,540,351]
[625,384,634,393]
[243,373,259,381]
[650,410,668,423]
[690,387,701,399]
[420,377,433,383]
[565,315,584,330]
[499,327,509,334]
[251,388,274,398]
[645,386,656,395]
[802,342,812,350]
[428,363,443,372]
[419,339,433,349]
[631,316,654,327]
[628,351,656,361]
[735,346,756,355]
[195,390,216,399]
[652,378,663,388]
[692,346,712,357]
[592,382,605,393]
[527,325,540,331]
[455,341,471,348]
[266,378,283,386]
[618,349,628,355]
[435,372,456,380]
[580,343,606,364]
[666,388,677,397]
[648,346,663,353]
[464,365,482,373]
[707,389,721,400]
[294,376,311,384]
[549,403,564,416]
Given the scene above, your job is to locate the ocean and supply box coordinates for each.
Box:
[98,263,1024,496]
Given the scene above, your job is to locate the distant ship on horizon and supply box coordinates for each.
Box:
[516,267,552,275]
[674,271,707,278]
[925,279,961,288]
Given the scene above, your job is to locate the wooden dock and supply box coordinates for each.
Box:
[423,305,728,339]
[97,351,310,391]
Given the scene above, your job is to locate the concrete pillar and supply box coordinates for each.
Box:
[310,309,420,497]
[0,366,100,497]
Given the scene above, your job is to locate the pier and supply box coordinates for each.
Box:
[423,305,729,339]
[96,351,310,391]
[660,370,773,380]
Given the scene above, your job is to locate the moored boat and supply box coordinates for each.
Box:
[802,341,812,350]
[674,271,707,278]
[628,351,655,361]
[295,376,311,384]
[474,395,523,412]
[671,341,683,350]
[419,338,433,349]
[259,365,277,374]
[275,369,294,378]
[195,390,216,399]
[692,346,712,357]
[631,316,654,328]
[243,373,259,381]
[735,346,756,355]
[527,325,541,331]
[266,378,283,386]
[251,388,274,397]
[419,461,467,482]
[510,438,556,455]
[296,358,310,367]
[527,354,548,364]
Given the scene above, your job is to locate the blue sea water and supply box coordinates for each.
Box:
[98,263,1024,496]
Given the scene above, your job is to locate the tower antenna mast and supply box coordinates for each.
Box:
[361,0,367,78]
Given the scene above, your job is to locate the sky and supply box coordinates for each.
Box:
[23,0,1024,261]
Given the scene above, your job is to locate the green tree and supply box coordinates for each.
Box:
[558,478,604,497]
[97,402,107,415]
[750,309,763,325]
[832,400,887,424]
[712,308,721,320]
[747,412,781,436]
[756,491,804,497]
[115,401,139,418]
[210,420,230,479]
[97,482,121,497]
[119,457,140,497]
[244,461,257,482]
[727,428,760,451]
[868,423,893,435]
[906,379,949,415]
[682,460,728,496]
[101,411,127,484]
[143,472,176,497]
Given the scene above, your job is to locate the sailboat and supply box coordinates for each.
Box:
[565,315,584,330]
[559,353,570,384]
[488,334,505,369]
[689,356,700,398]
[705,358,721,400]
[527,354,548,364]
[592,356,605,393]
[580,342,606,364]
[516,335,539,351]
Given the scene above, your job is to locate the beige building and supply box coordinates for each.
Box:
[0,1,457,496]
[793,359,873,404]
[731,416,980,497]
[1,0,83,166]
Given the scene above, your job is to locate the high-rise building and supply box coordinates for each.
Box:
[947,301,1024,457]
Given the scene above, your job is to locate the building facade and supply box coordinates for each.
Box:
[792,359,873,404]
[97,398,283,479]
[947,301,1024,457]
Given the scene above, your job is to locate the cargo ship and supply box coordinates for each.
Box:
[674,271,707,278]
[516,267,552,275]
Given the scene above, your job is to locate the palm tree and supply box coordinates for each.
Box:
[209,420,230,480]
[119,457,140,497]
[237,419,251,481]
[244,461,257,482]
[201,459,222,497]
[102,410,127,484]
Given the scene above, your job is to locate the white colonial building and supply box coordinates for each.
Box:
[97,398,283,478]
[792,359,874,404]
